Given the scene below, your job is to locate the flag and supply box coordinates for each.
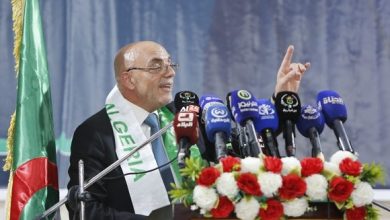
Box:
[4,0,59,219]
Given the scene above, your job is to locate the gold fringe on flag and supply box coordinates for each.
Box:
[12,0,25,75]
[3,113,16,171]
[4,0,25,171]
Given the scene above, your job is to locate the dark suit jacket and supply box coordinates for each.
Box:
[67,103,210,219]
[67,107,146,220]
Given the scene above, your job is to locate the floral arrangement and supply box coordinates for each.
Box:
[169,151,385,220]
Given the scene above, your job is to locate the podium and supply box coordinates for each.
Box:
[148,202,343,220]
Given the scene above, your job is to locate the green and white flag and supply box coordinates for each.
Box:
[4,0,59,219]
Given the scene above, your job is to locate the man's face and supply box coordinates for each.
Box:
[126,43,176,111]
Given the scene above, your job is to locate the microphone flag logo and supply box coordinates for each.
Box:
[280,93,299,111]
[302,105,321,120]
[258,104,275,116]
[237,90,252,100]
[178,91,197,105]
[211,107,229,118]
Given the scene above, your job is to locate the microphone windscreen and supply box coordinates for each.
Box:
[173,111,199,145]
[174,91,200,113]
[274,91,301,122]
[199,95,224,122]
[296,104,325,137]
[255,99,279,133]
[316,90,347,128]
[205,105,231,142]
[200,95,224,110]
[228,89,259,125]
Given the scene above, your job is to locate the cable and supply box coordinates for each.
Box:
[103,145,181,181]
[373,201,390,212]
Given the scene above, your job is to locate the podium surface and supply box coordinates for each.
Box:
[147,202,343,220]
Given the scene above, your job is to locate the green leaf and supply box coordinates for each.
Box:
[180,157,207,182]
[334,201,345,210]
[345,175,360,184]
[168,183,193,207]
[366,204,380,220]
[361,163,386,185]
[322,169,337,181]
[344,199,354,209]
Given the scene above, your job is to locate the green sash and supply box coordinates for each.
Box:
[157,106,201,183]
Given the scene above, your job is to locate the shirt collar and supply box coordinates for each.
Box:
[126,101,158,125]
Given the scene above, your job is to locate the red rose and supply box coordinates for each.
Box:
[279,174,307,200]
[237,172,262,196]
[197,167,221,186]
[346,206,366,220]
[220,156,241,172]
[210,196,234,218]
[300,157,324,177]
[259,199,284,220]
[264,156,282,173]
[328,177,354,202]
[339,158,362,176]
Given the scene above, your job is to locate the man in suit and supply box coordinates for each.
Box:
[67,41,181,219]
[67,41,309,219]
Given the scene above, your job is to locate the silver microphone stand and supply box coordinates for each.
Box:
[37,122,173,219]
[78,160,85,220]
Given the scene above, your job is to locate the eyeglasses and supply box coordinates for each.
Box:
[126,61,179,74]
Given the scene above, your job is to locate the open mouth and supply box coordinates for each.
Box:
[160,82,173,90]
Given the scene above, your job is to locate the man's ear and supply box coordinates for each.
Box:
[119,71,136,90]
[126,72,137,89]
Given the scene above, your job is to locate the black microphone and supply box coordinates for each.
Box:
[317,90,354,153]
[174,90,200,114]
[274,91,301,157]
[296,104,325,159]
[255,99,280,157]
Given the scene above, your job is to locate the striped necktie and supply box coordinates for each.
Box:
[144,113,175,192]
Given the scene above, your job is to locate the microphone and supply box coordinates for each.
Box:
[200,95,224,123]
[317,90,354,153]
[205,105,231,161]
[173,111,199,168]
[226,92,248,157]
[174,91,200,114]
[199,95,225,162]
[296,104,325,159]
[274,91,301,156]
[228,89,262,157]
[255,99,280,157]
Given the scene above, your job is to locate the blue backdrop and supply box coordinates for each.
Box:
[1,0,389,188]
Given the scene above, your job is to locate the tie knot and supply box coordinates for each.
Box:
[144,113,159,131]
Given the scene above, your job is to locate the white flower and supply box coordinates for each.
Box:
[235,197,260,220]
[258,172,282,198]
[216,173,239,199]
[193,185,218,211]
[281,157,301,176]
[283,198,308,217]
[240,157,263,174]
[330,150,357,166]
[324,162,341,176]
[190,205,199,211]
[351,182,374,207]
[305,174,328,201]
